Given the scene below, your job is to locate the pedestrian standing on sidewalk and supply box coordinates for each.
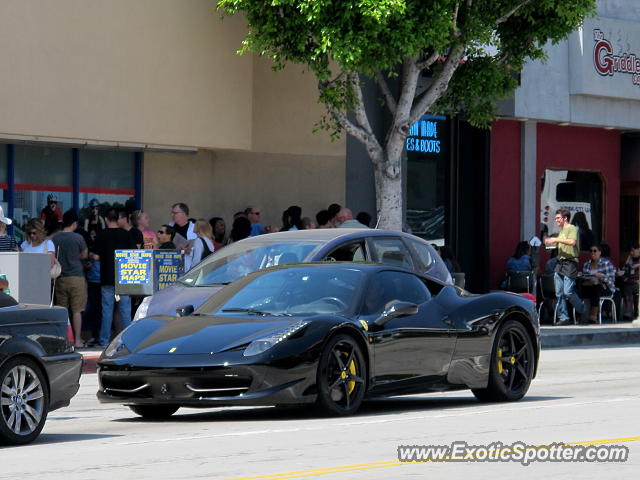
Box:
[93,208,137,347]
[544,208,586,325]
[52,210,88,347]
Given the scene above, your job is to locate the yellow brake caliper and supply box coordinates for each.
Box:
[497,348,504,374]
[347,357,357,394]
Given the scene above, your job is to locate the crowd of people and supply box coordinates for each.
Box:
[503,208,640,324]
[1,197,637,344]
[0,199,372,347]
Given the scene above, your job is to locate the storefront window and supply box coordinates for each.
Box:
[13,145,73,239]
[540,169,603,251]
[405,115,448,244]
[79,150,136,231]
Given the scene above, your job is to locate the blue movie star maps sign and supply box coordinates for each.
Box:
[116,250,152,284]
[154,250,183,291]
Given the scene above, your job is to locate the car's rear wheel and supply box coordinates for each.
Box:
[0,356,49,445]
[472,319,535,402]
[129,405,179,419]
[316,334,366,415]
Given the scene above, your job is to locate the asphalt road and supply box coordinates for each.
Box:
[4,345,640,480]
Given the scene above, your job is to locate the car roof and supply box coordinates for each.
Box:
[236,228,426,243]
[250,260,445,284]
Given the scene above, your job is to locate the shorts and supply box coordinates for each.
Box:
[55,276,87,313]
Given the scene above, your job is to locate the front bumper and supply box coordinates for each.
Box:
[97,353,318,408]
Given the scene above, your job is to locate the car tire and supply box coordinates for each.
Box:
[316,334,366,416]
[129,405,179,419]
[0,356,49,445]
[472,319,535,402]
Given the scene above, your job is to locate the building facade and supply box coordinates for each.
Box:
[0,0,345,238]
[489,0,640,289]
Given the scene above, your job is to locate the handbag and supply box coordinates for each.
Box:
[45,242,62,279]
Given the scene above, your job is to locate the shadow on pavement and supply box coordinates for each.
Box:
[111,394,567,424]
[4,433,124,447]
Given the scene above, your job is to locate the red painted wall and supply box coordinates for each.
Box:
[489,121,621,289]
[489,120,522,289]
[537,123,621,268]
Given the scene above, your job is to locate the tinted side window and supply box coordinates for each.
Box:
[361,271,430,315]
[408,239,434,270]
[324,241,366,262]
[370,238,415,270]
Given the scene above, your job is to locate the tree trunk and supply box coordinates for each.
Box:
[374,159,403,231]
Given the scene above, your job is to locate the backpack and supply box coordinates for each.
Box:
[199,237,213,261]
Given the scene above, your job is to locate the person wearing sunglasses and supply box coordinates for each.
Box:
[581,244,616,323]
[20,218,56,262]
[157,225,177,249]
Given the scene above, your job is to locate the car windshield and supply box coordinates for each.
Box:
[200,266,365,317]
[179,241,322,286]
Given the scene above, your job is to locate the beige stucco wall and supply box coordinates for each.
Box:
[142,150,217,228]
[251,56,345,157]
[143,149,345,232]
[1,0,347,222]
[0,0,252,149]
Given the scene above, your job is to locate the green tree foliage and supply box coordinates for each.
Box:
[217,0,596,229]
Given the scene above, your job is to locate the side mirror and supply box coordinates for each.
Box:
[374,301,419,326]
[176,305,194,317]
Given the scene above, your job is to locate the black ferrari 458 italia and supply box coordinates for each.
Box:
[1,302,82,445]
[97,263,540,418]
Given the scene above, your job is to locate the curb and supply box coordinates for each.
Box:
[541,325,640,349]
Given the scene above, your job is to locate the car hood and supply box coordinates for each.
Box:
[118,315,296,355]
[146,283,223,317]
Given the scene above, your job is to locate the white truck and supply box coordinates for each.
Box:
[540,169,592,237]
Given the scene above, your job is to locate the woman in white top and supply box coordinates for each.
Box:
[20,218,56,266]
[188,219,215,270]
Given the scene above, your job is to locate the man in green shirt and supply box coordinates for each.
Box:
[544,208,586,325]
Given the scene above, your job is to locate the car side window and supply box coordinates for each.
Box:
[361,271,431,316]
[407,239,433,269]
[324,241,367,262]
[369,238,415,271]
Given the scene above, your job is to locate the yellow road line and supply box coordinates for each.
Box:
[213,435,640,480]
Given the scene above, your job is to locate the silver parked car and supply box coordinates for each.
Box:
[134,228,452,320]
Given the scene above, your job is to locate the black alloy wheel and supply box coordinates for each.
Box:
[129,405,179,419]
[316,334,366,415]
[0,356,49,445]
[472,319,535,402]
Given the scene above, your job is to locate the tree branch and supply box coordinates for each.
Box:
[324,102,385,164]
[348,72,375,137]
[374,70,397,116]
[451,2,461,37]
[383,56,420,169]
[416,51,441,71]
[496,0,533,25]
[409,44,465,125]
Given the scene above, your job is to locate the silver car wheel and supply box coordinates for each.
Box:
[1,364,45,436]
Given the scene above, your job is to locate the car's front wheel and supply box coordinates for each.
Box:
[129,405,179,419]
[316,334,366,415]
[0,356,49,445]
[472,319,535,402]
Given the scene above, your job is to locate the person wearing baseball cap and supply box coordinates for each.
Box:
[40,193,63,236]
[0,206,17,252]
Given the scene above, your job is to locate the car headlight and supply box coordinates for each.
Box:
[104,331,129,358]
[243,320,309,357]
[133,296,152,322]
